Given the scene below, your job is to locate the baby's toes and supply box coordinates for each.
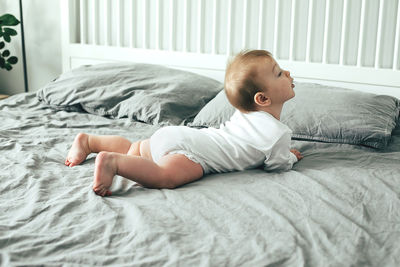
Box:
[101,189,108,197]
[93,185,103,195]
[65,159,74,167]
[95,188,106,197]
[67,157,80,167]
[98,188,106,196]
[93,185,111,197]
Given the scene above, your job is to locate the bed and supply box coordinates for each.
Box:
[1,0,400,266]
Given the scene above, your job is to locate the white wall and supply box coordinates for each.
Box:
[0,0,62,95]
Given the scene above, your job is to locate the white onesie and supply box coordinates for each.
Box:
[150,109,298,174]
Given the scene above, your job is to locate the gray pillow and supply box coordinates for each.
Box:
[188,82,400,149]
[37,62,223,126]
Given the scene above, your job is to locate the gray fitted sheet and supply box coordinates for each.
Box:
[1,93,399,266]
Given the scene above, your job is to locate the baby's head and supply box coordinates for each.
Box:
[224,50,295,113]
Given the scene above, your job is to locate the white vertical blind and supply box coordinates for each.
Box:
[197,0,203,53]
[116,0,122,47]
[129,0,135,48]
[357,0,366,67]
[183,0,188,52]
[289,0,296,61]
[305,0,314,62]
[375,0,384,69]
[339,0,348,65]
[394,0,400,70]
[80,0,87,44]
[212,0,217,54]
[142,0,147,49]
[257,0,264,50]
[226,0,232,55]
[169,0,175,51]
[156,0,161,50]
[92,0,98,45]
[104,0,110,46]
[242,0,248,48]
[273,0,279,56]
[322,0,330,64]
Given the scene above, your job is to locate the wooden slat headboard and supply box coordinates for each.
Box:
[61,0,400,98]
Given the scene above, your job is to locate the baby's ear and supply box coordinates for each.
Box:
[254,92,271,107]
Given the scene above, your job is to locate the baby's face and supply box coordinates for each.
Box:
[255,58,295,104]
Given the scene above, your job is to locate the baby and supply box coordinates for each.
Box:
[65,50,303,196]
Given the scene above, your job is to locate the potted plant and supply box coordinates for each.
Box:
[0,13,20,71]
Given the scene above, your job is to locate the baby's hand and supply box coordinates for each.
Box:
[290,149,303,161]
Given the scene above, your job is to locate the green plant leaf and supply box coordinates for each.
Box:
[5,63,12,70]
[0,14,20,26]
[2,50,10,57]
[3,34,10,43]
[4,28,17,36]
[0,14,19,71]
[7,56,18,64]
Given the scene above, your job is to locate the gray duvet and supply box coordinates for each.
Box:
[1,93,399,266]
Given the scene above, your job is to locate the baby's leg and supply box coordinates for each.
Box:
[93,152,203,196]
[65,133,138,167]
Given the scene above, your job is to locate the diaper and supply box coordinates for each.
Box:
[150,126,211,174]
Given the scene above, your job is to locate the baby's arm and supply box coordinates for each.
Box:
[264,133,302,172]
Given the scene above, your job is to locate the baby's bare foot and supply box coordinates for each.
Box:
[93,152,115,197]
[65,133,91,167]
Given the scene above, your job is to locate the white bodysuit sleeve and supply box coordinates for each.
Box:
[263,132,298,172]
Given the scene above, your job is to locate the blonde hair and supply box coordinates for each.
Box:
[224,50,273,112]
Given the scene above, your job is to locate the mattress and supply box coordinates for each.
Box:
[1,93,399,266]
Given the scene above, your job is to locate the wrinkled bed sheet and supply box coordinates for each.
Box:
[1,93,399,266]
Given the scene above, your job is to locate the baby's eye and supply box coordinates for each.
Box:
[278,71,282,77]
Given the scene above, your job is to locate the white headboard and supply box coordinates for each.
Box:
[60,0,400,98]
